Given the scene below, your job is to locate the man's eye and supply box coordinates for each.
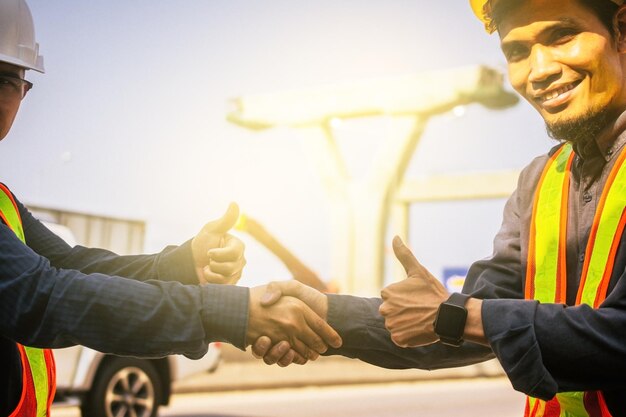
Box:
[0,78,19,90]
[505,46,528,62]
[552,28,577,44]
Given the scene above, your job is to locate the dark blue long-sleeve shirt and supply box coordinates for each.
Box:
[0,187,249,416]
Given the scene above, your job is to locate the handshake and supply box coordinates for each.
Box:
[246,280,338,367]
[198,205,469,366]
[245,235,457,366]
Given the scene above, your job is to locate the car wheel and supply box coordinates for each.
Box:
[81,357,162,417]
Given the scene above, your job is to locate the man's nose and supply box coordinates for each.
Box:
[528,45,561,86]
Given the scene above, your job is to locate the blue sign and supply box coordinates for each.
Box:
[442,267,469,293]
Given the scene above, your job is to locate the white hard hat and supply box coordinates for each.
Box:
[0,0,44,72]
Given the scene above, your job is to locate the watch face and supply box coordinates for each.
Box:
[434,304,467,340]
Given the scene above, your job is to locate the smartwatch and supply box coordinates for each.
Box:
[433,292,470,347]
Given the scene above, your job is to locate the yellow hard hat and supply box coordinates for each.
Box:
[469,0,495,33]
[470,0,625,34]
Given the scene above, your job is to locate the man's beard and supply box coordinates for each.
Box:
[545,107,612,146]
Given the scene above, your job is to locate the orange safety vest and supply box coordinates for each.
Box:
[525,143,624,417]
[0,184,56,417]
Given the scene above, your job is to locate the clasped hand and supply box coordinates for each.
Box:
[248,237,451,367]
[247,280,336,366]
[192,204,340,365]
[247,282,341,365]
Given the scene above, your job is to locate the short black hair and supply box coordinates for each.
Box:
[491,0,619,37]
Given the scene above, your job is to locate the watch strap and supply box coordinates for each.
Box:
[447,292,470,307]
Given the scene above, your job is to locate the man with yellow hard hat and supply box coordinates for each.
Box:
[252,0,626,415]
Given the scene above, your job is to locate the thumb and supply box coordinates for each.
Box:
[203,202,240,235]
[260,282,284,306]
[392,236,421,277]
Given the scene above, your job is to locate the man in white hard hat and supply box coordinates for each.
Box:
[252,0,626,415]
[0,1,341,416]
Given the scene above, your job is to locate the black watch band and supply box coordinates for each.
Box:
[433,292,470,347]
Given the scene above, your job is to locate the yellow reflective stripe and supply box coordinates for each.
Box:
[533,398,546,417]
[556,392,590,417]
[0,185,25,243]
[23,346,49,417]
[532,143,573,303]
[1,186,50,415]
[526,397,536,416]
[578,148,626,307]
[535,400,546,417]
[527,397,543,417]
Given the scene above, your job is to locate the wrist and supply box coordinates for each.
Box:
[320,294,329,320]
[463,297,488,346]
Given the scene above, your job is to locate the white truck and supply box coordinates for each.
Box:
[43,222,222,417]
[53,343,221,417]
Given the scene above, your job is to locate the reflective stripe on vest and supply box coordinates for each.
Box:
[526,143,574,304]
[0,183,25,242]
[525,143,624,417]
[0,185,56,417]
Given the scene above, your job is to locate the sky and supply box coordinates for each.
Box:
[0,1,554,289]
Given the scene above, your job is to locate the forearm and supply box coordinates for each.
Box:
[20,200,197,284]
[0,227,248,356]
[482,295,626,400]
[47,241,197,284]
[464,298,488,346]
[325,294,493,369]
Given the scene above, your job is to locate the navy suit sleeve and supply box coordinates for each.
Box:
[18,199,198,285]
[324,294,494,369]
[0,192,249,356]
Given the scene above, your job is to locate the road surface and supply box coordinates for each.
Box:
[53,377,525,417]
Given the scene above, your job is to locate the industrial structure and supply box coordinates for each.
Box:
[228,65,520,295]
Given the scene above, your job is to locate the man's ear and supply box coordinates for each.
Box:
[615,5,626,53]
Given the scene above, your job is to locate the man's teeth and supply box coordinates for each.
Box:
[542,84,575,102]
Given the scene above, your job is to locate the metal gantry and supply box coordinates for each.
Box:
[228,65,519,295]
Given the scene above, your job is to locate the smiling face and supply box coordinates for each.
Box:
[498,0,626,141]
[0,62,25,141]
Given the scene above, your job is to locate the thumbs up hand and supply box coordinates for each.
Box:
[379,236,448,348]
[191,202,246,285]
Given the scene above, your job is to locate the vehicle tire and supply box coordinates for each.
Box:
[81,357,162,417]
